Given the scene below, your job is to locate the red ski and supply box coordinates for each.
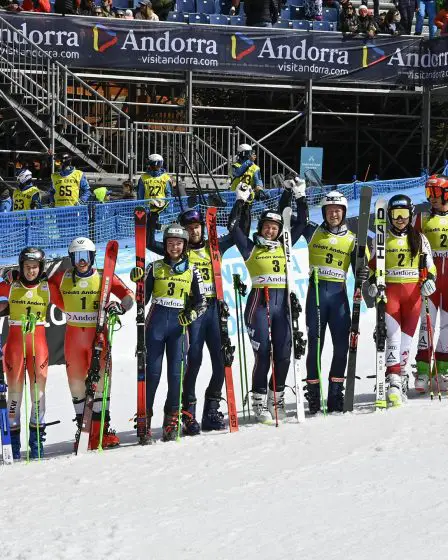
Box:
[205,207,238,433]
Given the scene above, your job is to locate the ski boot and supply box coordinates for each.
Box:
[251,392,272,424]
[267,389,287,421]
[202,395,226,431]
[304,381,321,414]
[29,425,46,459]
[182,401,201,436]
[11,429,20,461]
[386,373,402,407]
[400,371,409,402]
[89,412,120,450]
[327,378,345,413]
[413,361,430,394]
[163,411,180,442]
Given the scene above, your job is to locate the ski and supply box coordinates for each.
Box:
[76,240,119,455]
[0,339,13,465]
[205,207,238,433]
[134,207,149,444]
[282,207,306,423]
[374,198,387,410]
[344,186,373,412]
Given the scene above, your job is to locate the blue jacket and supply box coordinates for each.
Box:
[137,169,172,201]
[48,167,91,204]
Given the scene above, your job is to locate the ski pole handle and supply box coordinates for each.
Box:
[418,254,428,283]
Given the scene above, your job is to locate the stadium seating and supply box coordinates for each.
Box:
[292,20,312,30]
[167,11,188,22]
[312,21,334,31]
[274,20,293,29]
[229,15,246,25]
[209,13,230,25]
[196,0,216,14]
[323,8,338,22]
[176,0,195,12]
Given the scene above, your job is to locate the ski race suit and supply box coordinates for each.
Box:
[144,257,206,415]
[293,199,359,393]
[49,265,134,419]
[0,275,62,431]
[147,225,234,408]
[230,204,302,394]
[414,210,448,375]
[369,230,435,375]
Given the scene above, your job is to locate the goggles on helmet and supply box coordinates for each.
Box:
[425,185,448,201]
[389,208,410,220]
[72,251,91,265]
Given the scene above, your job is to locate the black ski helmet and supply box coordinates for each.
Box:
[19,247,45,280]
[387,194,414,222]
[257,210,283,239]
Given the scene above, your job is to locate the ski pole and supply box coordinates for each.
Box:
[264,286,278,427]
[236,276,250,419]
[313,268,327,416]
[177,323,187,442]
[20,314,31,463]
[28,313,41,461]
[233,274,250,419]
[98,312,121,452]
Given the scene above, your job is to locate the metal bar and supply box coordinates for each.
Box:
[305,79,312,146]
[256,112,304,144]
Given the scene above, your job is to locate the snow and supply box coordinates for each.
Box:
[1,191,444,560]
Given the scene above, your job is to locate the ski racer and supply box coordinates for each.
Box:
[0,248,62,459]
[137,153,172,213]
[368,194,436,406]
[49,153,91,207]
[13,169,41,211]
[413,175,448,393]
[147,208,236,434]
[131,224,207,442]
[227,182,306,422]
[230,144,267,201]
[283,186,370,414]
[48,237,134,449]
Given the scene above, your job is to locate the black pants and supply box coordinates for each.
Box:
[398,3,414,34]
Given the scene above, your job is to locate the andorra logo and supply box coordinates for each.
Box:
[362,42,386,68]
[231,32,256,61]
[93,24,118,53]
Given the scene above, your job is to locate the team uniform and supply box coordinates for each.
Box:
[13,169,41,211]
[230,143,263,192]
[49,240,134,449]
[369,195,436,405]
[49,156,91,207]
[137,154,172,213]
[0,248,62,459]
[147,210,234,433]
[143,225,206,441]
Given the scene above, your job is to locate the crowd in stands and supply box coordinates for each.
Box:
[1,0,447,36]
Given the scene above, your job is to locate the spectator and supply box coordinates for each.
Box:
[120,180,136,200]
[148,0,174,21]
[49,153,91,208]
[232,0,280,27]
[90,186,111,202]
[124,8,134,18]
[358,4,379,36]
[377,10,387,29]
[382,8,405,34]
[415,0,437,37]
[21,0,51,12]
[100,0,113,17]
[0,186,12,213]
[340,3,360,34]
[135,0,160,20]
[395,0,417,34]
[304,0,323,20]
[78,0,93,15]
[324,0,341,19]
[13,169,41,211]
[54,0,77,14]
[92,5,103,15]
[115,8,125,17]
[435,0,448,34]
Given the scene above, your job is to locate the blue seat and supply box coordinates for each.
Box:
[290,0,304,6]
[112,0,128,7]
[188,12,203,23]
[197,0,216,14]
[274,20,293,28]
[323,7,338,22]
[312,21,331,30]
[292,19,311,30]
[167,11,187,22]
[217,0,232,14]
[229,15,245,25]
[209,13,229,24]
[289,5,305,19]
[176,0,195,12]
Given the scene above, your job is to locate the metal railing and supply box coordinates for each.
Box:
[0,15,130,174]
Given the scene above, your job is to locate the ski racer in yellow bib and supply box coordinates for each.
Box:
[230,144,268,203]
[368,194,436,407]
[146,208,235,434]
[49,154,91,207]
[131,224,206,442]
[13,169,41,211]
[137,153,172,214]
[281,186,370,414]
[228,182,307,423]
[413,174,448,393]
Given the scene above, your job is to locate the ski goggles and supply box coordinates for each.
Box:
[180,209,202,225]
[389,208,410,220]
[425,185,448,200]
[72,251,91,265]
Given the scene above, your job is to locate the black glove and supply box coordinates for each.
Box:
[254,188,269,201]
[105,301,125,316]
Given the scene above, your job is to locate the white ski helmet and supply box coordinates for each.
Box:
[147,153,164,167]
[321,191,348,222]
[68,237,96,267]
[16,169,33,186]
[237,143,253,159]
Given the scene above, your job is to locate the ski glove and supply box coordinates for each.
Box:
[105,301,125,316]
[367,283,378,298]
[254,187,269,201]
[235,183,252,203]
[178,309,197,327]
[130,266,144,282]
[421,278,436,297]
[284,176,306,199]
[357,266,370,283]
